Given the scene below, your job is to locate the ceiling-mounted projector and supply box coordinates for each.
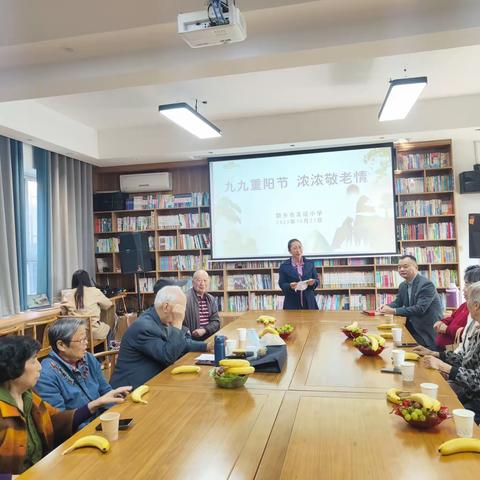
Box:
[178,0,247,48]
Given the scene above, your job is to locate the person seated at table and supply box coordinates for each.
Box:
[278,239,319,310]
[35,318,131,428]
[61,269,112,342]
[412,281,480,424]
[433,265,480,350]
[110,286,208,389]
[183,270,220,341]
[0,336,130,477]
[379,254,443,350]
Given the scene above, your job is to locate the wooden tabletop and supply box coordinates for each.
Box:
[18,310,480,479]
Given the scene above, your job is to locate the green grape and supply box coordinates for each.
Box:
[419,415,426,422]
[401,409,408,416]
[414,409,422,416]
[404,414,411,421]
[411,412,419,421]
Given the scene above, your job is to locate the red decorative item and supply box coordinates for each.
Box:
[354,344,385,356]
[341,328,368,339]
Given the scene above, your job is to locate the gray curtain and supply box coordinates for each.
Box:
[49,153,94,301]
[0,136,21,316]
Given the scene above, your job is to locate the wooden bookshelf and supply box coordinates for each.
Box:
[93,140,460,312]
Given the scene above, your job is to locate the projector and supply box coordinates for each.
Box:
[177,1,247,48]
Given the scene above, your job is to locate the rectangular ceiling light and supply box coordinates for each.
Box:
[158,102,221,139]
[378,76,427,122]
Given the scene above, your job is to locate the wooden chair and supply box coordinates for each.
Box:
[0,324,25,337]
[93,349,119,382]
[57,315,108,354]
[24,317,57,359]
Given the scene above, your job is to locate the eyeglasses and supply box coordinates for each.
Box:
[69,337,89,344]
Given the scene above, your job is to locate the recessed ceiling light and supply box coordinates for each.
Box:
[63,47,75,53]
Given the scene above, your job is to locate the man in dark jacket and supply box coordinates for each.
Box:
[379,254,443,350]
[183,270,221,341]
[110,286,207,389]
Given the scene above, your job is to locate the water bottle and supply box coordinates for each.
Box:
[214,335,226,366]
[246,328,261,358]
[446,283,459,309]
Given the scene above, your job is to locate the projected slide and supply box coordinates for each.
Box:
[209,144,397,259]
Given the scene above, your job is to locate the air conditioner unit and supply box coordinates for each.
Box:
[177,1,246,48]
[120,172,172,193]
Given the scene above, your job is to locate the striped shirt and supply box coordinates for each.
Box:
[197,294,210,327]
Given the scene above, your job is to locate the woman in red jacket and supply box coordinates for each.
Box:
[434,265,480,349]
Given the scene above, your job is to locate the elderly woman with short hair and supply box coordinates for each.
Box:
[0,336,130,477]
[413,281,480,424]
[35,317,131,428]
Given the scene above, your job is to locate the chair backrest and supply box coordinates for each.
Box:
[0,324,25,337]
[24,316,58,358]
[93,349,119,382]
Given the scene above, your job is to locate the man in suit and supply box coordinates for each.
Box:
[379,254,443,350]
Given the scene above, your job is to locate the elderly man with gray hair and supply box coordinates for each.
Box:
[110,286,208,389]
[413,280,480,424]
[35,317,132,427]
[183,270,221,341]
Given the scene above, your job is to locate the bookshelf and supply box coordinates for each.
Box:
[93,140,459,312]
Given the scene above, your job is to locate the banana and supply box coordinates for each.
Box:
[377,324,400,330]
[379,332,393,339]
[368,333,386,347]
[366,334,379,351]
[438,438,480,455]
[404,352,420,361]
[407,393,441,412]
[219,359,250,368]
[258,315,276,324]
[171,365,201,375]
[260,327,279,337]
[386,387,402,404]
[131,385,149,404]
[345,321,359,332]
[225,366,255,375]
[62,435,110,455]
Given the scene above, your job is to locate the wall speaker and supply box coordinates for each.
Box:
[469,214,480,259]
[118,232,155,273]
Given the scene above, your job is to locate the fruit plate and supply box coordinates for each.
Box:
[393,403,450,429]
[354,344,385,356]
[213,374,248,389]
[341,328,368,339]
[279,332,292,340]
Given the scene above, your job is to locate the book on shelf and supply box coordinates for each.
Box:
[125,192,209,210]
[227,295,249,312]
[116,213,154,232]
[314,258,371,267]
[158,236,177,250]
[94,217,112,233]
[157,254,210,271]
[395,174,453,194]
[157,215,181,229]
[178,233,211,249]
[322,271,375,288]
[227,274,272,290]
[395,177,424,194]
[428,222,454,239]
[402,246,456,263]
[96,237,119,253]
[315,294,349,310]
[396,151,450,170]
[396,199,453,217]
[178,212,210,229]
[350,294,376,310]
[430,269,459,288]
[398,223,427,240]
[425,175,453,192]
[250,294,284,310]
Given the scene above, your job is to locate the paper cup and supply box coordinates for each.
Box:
[391,327,403,346]
[391,349,405,369]
[420,382,439,400]
[225,339,237,356]
[453,409,475,438]
[400,361,415,382]
[100,412,120,441]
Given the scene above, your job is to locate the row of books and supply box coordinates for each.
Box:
[314,258,371,267]
[227,295,249,312]
[126,192,209,210]
[178,234,211,249]
[398,223,427,240]
[402,246,457,263]
[94,217,113,233]
[396,199,453,217]
[158,255,211,271]
[158,236,177,250]
[211,260,282,269]
[227,274,273,290]
[322,271,375,288]
[396,152,450,170]
[430,269,459,288]
[116,214,154,232]
[157,213,210,229]
[398,222,454,240]
[395,175,453,194]
[350,294,376,310]
[428,222,455,240]
[315,294,349,310]
[96,238,120,253]
[375,270,428,288]
[250,294,285,310]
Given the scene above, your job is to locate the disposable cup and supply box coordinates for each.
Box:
[453,409,475,438]
[420,382,439,400]
[391,327,403,346]
[401,361,415,382]
[237,328,247,349]
[100,412,120,441]
[391,349,405,369]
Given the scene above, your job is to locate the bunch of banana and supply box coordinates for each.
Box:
[257,315,276,325]
[259,326,279,337]
[386,387,410,404]
[131,385,149,404]
[438,438,480,456]
[377,323,400,330]
[368,333,386,347]
[219,358,255,376]
[404,352,420,361]
[171,365,201,375]
[62,435,110,455]
[407,393,441,412]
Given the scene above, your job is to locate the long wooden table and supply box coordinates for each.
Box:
[19,310,480,479]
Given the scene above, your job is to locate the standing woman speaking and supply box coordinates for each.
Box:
[278,239,320,310]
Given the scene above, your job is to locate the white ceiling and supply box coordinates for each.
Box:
[1,0,480,165]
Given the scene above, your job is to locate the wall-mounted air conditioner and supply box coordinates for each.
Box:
[120,172,172,193]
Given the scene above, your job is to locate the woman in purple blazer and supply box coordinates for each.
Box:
[278,239,320,310]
